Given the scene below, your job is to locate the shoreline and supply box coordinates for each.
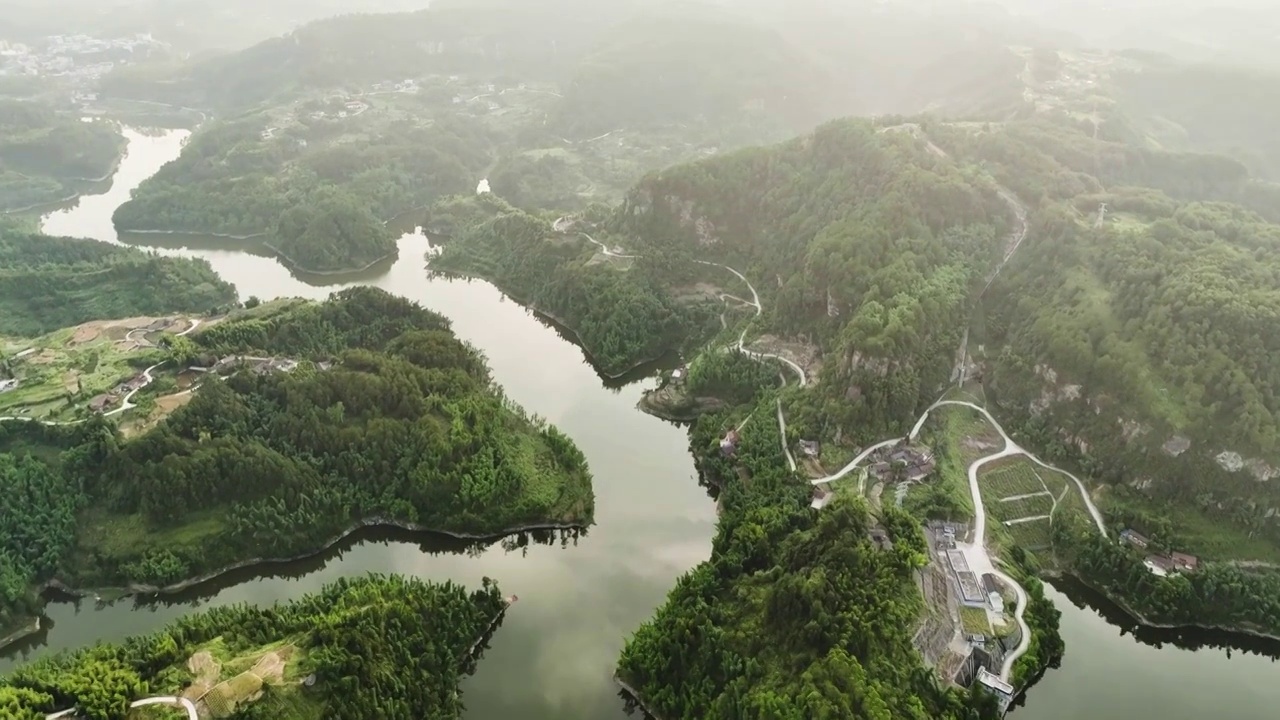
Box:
[0,617,40,652]
[114,228,397,275]
[263,241,397,276]
[435,265,666,379]
[1051,570,1280,644]
[1,192,82,216]
[1,147,125,215]
[0,517,587,656]
[613,674,666,720]
[119,227,268,240]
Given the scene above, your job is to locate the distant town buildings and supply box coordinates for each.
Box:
[0,33,168,98]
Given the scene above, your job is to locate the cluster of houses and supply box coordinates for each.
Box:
[1120,529,1200,576]
[88,372,149,413]
[204,355,302,376]
[868,442,938,483]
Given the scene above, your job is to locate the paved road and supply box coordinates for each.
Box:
[103,360,167,417]
[129,697,198,720]
[909,400,1107,536]
[576,228,809,387]
[3,318,202,426]
[776,398,797,472]
[46,696,197,720]
[567,207,1110,685]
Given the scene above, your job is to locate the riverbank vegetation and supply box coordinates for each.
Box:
[431,195,720,376]
[0,288,591,634]
[1056,518,1280,638]
[0,222,235,337]
[0,100,123,212]
[0,574,508,719]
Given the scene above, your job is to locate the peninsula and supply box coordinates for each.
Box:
[0,287,593,643]
[0,575,511,719]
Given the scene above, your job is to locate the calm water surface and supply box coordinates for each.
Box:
[6,128,1279,718]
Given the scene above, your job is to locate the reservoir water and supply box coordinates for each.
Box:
[6,128,1280,718]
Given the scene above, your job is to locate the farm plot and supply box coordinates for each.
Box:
[991,494,1055,523]
[981,461,1047,499]
[1004,518,1054,550]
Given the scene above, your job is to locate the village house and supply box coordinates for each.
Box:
[1120,529,1150,549]
[868,527,893,551]
[0,378,18,393]
[1170,552,1199,573]
[670,366,687,386]
[118,374,149,393]
[89,394,120,413]
[799,439,821,459]
[869,442,937,482]
[1144,555,1176,576]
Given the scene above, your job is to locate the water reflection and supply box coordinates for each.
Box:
[1048,575,1280,659]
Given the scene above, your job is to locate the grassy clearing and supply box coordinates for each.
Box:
[1101,491,1280,564]
[959,605,992,636]
[67,509,229,581]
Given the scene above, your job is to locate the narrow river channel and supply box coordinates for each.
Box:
[5,128,1279,718]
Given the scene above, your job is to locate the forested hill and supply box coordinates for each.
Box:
[549,7,832,138]
[111,115,492,271]
[0,288,591,635]
[919,118,1280,557]
[0,223,236,337]
[1112,59,1280,181]
[618,359,1007,719]
[614,119,1011,441]
[100,0,643,111]
[0,575,508,719]
[0,101,124,211]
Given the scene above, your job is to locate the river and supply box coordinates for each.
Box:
[7,127,1280,718]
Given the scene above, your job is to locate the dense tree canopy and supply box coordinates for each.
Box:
[0,222,236,337]
[0,288,591,628]
[111,115,492,271]
[0,575,508,719]
[615,119,1007,441]
[619,384,1003,719]
[431,195,720,376]
[0,100,124,211]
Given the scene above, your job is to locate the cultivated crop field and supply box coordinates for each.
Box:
[991,494,1054,522]
[1003,518,1054,550]
[0,317,177,420]
[981,461,1047,499]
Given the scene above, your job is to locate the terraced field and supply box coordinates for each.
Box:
[991,494,1054,522]
[982,461,1047,499]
